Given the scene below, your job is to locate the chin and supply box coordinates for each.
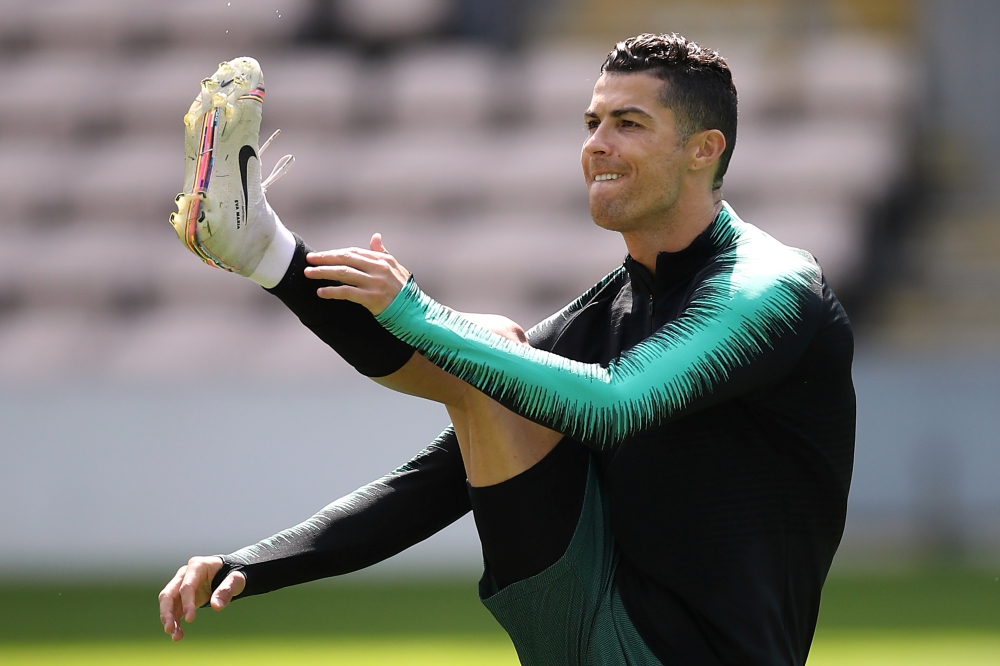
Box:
[589,198,634,233]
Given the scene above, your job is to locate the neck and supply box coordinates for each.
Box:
[622,189,722,274]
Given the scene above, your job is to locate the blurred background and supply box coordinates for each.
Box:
[0,0,998,663]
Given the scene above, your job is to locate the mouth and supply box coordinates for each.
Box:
[593,173,624,183]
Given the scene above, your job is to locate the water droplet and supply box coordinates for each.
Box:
[226,30,229,33]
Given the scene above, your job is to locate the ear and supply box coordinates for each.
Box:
[687,129,726,176]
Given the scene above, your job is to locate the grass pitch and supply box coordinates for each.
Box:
[3,632,999,665]
[1,568,997,664]
[0,637,519,665]
[809,631,1000,665]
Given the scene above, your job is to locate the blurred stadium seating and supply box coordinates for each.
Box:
[0,0,918,382]
[4,0,1000,586]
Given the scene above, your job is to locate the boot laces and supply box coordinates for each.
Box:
[259,129,295,193]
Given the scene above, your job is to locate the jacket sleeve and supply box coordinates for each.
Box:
[374,245,824,450]
[213,427,470,598]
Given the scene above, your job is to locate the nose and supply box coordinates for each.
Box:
[583,123,610,157]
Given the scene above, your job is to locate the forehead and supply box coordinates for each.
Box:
[587,71,666,114]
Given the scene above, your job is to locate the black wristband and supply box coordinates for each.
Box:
[199,556,244,608]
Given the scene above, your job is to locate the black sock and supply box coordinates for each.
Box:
[266,234,415,377]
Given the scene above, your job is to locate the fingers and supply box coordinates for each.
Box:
[210,571,247,610]
[178,561,205,624]
[303,240,410,315]
[304,263,380,288]
[305,239,402,281]
[307,266,385,310]
[304,248,400,293]
[159,556,224,642]
[314,283,386,315]
[158,565,187,641]
[305,246,390,269]
[315,283,364,301]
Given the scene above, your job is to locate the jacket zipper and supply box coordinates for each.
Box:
[647,294,654,336]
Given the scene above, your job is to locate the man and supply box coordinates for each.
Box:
[159,34,855,665]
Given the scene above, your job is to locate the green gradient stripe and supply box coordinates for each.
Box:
[377,203,819,448]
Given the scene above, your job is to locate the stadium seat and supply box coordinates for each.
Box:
[0,1,915,381]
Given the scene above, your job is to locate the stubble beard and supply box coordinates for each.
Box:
[589,174,650,233]
[590,193,635,233]
[589,175,682,235]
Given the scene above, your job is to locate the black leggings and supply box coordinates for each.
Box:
[468,438,590,590]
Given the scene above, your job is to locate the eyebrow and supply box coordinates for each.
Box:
[584,106,655,121]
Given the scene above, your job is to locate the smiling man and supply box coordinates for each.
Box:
[160,34,856,666]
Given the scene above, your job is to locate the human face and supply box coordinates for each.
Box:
[582,72,687,234]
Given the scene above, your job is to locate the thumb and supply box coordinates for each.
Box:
[210,571,246,610]
[370,233,386,253]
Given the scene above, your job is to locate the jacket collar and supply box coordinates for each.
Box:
[623,207,725,295]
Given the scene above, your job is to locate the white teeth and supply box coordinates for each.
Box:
[595,173,621,181]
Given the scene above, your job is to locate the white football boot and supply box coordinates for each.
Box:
[170,57,296,288]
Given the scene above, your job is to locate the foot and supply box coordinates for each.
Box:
[170,57,294,287]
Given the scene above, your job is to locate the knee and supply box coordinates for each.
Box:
[461,313,528,345]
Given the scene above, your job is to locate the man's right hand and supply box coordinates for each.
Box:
[158,556,246,642]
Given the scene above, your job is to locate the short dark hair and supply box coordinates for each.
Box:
[601,33,738,190]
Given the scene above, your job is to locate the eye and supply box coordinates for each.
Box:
[621,119,639,128]
[585,119,600,131]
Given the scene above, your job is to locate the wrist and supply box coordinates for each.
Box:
[209,556,241,594]
[374,274,420,325]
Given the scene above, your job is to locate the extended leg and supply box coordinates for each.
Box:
[443,317,589,591]
[439,312,563,486]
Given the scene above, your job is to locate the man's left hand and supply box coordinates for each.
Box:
[305,233,410,315]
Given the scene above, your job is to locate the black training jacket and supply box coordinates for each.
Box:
[217,203,856,666]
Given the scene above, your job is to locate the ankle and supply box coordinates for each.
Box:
[248,209,296,288]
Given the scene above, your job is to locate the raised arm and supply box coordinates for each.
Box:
[308,220,826,450]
